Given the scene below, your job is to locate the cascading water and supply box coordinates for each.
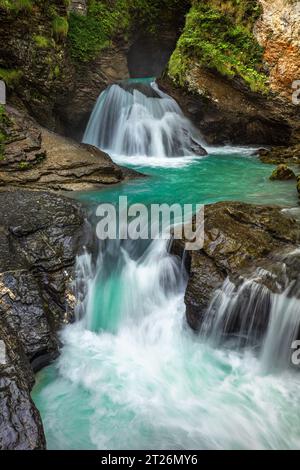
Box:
[200,265,300,372]
[83,79,206,158]
[32,80,300,450]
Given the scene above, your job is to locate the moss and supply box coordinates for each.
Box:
[33,35,51,48]
[68,0,130,63]
[52,15,69,40]
[168,0,268,94]
[68,0,189,63]
[0,68,23,88]
[0,0,33,12]
[18,161,31,170]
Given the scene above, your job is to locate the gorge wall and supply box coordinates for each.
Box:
[1,1,299,146]
[0,0,189,139]
[163,0,300,145]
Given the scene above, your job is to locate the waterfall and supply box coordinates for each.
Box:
[200,264,300,371]
[32,80,300,450]
[83,79,206,158]
[74,231,186,335]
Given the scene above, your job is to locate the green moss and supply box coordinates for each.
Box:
[168,0,268,94]
[0,0,33,12]
[52,15,69,40]
[68,0,189,63]
[53,65,60,78]
[18,161,30,170]
[0,68,23,88]
[33,35,51,48]
[68,0,130,63]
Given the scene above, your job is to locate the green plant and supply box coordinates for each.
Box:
[52,15,69,40]
[0,0,33,12]
[0,68,23,88]
[18,161,30,170]
[67,0,189,63]
[33,34,51,48]
[168,0,268,94]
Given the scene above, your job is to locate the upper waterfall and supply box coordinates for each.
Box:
[83,79,207,158]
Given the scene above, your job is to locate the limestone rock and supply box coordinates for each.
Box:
[255,0,300,100]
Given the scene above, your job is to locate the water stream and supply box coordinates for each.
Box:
[32,80,300,450]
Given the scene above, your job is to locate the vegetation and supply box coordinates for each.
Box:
[68,0,135,63]
[168,0,268,93]
[0,0,33,12]
[68,0,189,62]
[33,35,51,48]
[0,68,23,88]
[18,161,31,170]
[52,15,69,40]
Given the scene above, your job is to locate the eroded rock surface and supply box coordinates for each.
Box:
[0,190,86,449]
[0,107,132,191]
[255,0,300,100]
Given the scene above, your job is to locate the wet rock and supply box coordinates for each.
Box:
[0,320,46,450]
[189,138,207,156]
[172,202,300,331]
[0,107,138,191]
[159,75,294,146]
[259,145,300,165]
[270,164,296,181]
[0,190,86,449]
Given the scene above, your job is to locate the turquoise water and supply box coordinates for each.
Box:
[31,149,300,450]
[77,150,298,208]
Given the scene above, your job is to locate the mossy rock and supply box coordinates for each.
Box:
[270,164,296,181]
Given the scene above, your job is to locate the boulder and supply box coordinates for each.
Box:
[270,164,296,181]
[172,202,300,332]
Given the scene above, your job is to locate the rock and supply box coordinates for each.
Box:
[172,202,300,331]
[259,145,300,165]
[270,164,296,180]
[0,107,140,191]
[297,175,300,196]
[159,75,294,146]
[68,0,87,16]
[255,0,300,100]
[161,0,300,147]
[189,138,207,156]
[0,190,86,449]
[0,320,46,450]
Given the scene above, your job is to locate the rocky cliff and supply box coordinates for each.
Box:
[0,0,189,139]
[163,0,300,146]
